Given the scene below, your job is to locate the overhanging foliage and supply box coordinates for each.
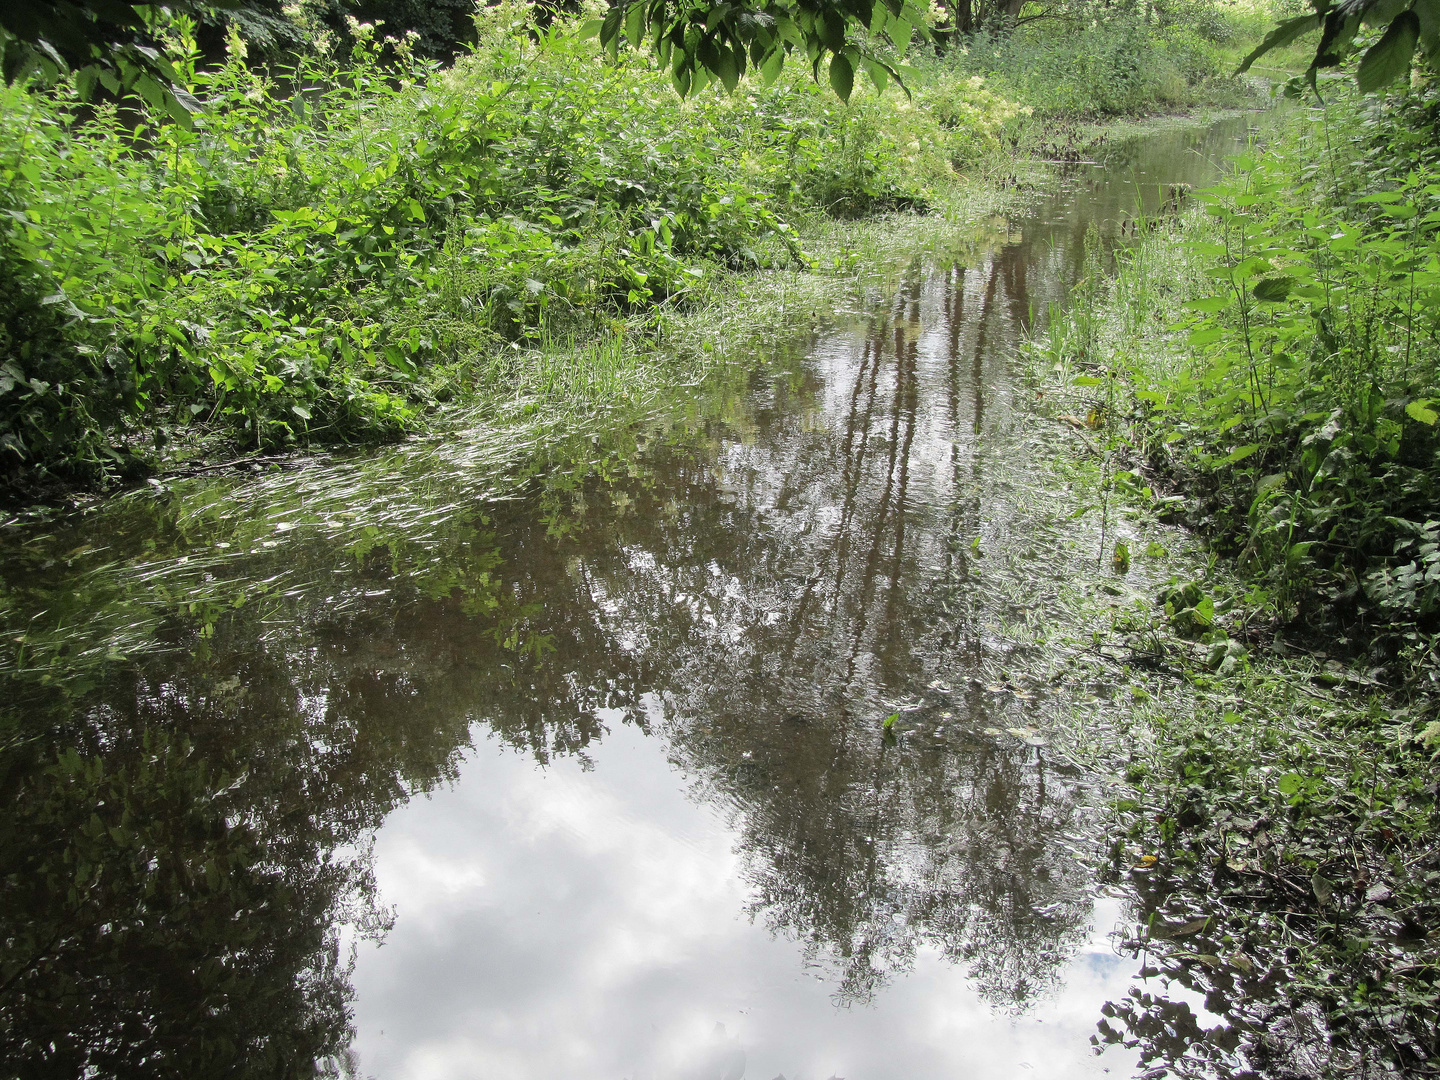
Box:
[587,0,932,100]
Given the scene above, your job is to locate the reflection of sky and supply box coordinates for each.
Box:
[351,714,1141,1080]
[347,121,1259,1080]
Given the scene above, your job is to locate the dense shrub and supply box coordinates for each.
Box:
[0,0,1264,496]
[0,11,1006,493]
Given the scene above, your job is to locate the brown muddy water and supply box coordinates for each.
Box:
[0,116,1259,1079]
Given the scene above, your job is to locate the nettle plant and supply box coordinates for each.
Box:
[1160,129,1440,644]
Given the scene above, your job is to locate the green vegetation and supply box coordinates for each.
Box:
[1036,80,1440,1074]
[29,0,1440,1072]
[0,2,1256,499]
[1242,0,1440,94]
[1046,86,1440,681]
[924,18,1254,118]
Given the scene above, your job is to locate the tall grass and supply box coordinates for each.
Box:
[913,6,1264,122]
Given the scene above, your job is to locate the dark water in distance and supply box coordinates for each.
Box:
[0,116,1257,1079]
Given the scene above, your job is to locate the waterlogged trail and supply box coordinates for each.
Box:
[0,117,1256,1078]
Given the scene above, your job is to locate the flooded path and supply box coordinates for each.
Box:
[0,116,1256,1078]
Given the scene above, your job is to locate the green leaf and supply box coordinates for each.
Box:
[1193,596,1215,624]
[625,2,645,48]
[1357,11,1420,92]
[882,711,898,730]
[1252,276,1294,302]
[1238,13,1321,73]
[1220,443,1261,465]
[714,42,740,92]
[889,17,914,53]
[601,5,627,58]
[869,1,889,35]
[1405,398,1439,425]
[829,51,854,102]
[820,9,847,50]
[760,47,785,85]
[1416,0,1440,52]
[1363,0,1411,29]
[862,57,889,93]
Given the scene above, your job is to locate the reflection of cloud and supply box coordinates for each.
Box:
[353,723,1140,1080]
[2,116,1257,1079]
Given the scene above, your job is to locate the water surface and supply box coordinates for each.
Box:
[0,116,1255,1078]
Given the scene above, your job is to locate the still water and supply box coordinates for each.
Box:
[0,116,1255,1078]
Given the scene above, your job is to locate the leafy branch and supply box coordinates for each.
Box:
[585,0,931,101]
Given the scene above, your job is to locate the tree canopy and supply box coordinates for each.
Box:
[4,0,1440,117]
[589,0,1440,100]
[0,1,269,120]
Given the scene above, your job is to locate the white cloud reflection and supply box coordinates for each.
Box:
[350,718,1140,1080]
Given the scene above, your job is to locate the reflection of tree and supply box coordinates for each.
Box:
[0,122,1258,1070]
[625,278,1096,1007]
[0,720,358,1077]
[0,247,1087,1071]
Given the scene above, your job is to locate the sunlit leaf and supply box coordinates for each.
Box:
[1405,399,1438,425]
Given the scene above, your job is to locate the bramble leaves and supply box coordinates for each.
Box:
[1405,398,1438,424]
[1251,276,1294,302]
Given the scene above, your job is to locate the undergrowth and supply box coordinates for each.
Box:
[1033,82,1440,1077]
[931,13,1258,122]
[0,0,1264,501]
[0,9,1015,497]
